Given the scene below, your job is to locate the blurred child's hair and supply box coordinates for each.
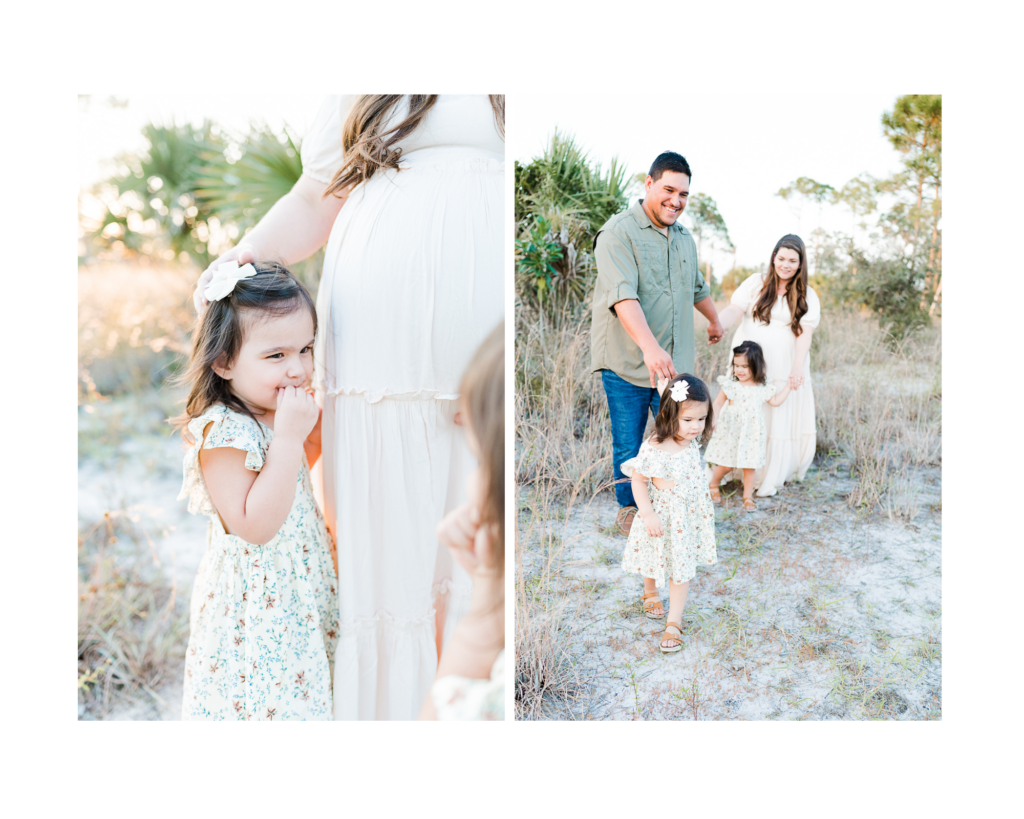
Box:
[459,322,504,569]
[730,340,768,385]
[652,373,713,447]
[170,261,317,442]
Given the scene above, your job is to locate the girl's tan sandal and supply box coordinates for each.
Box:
[742,497,756,512]
[642,591,665,619]
[660,621,683,653]
[709,483,723,505]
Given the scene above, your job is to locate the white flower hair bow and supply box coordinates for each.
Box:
[659,376,692,403]
[670,380,690,403]
[205,261,258,302]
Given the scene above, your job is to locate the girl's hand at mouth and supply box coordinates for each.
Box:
[275,386,319,445]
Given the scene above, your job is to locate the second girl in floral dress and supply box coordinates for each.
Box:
[621,374,717,654]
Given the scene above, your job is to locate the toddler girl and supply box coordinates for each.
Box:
[705,341,792,512]
[621,373,717,654]
[173,260,339,720]
[421,323,504,720]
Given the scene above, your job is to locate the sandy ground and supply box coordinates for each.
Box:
[79,404,207,721]
[518,462,941,720]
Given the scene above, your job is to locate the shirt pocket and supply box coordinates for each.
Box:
[671,242,695,290]
[636,245,669,294]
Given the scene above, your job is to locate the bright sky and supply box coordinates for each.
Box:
[510,93,907,275]
[78,94,326,190]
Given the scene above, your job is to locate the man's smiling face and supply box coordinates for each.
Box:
[643,170,690,230]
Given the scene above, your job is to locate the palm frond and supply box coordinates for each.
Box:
[194,122,303,231]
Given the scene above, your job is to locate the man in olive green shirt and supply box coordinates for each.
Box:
[590,151,724,534]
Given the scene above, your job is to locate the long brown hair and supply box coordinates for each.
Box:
[459,323,504,569]
[170,262,317,442]
[323,95,505,198]
[752,234,809,337]
[652,374,713,447]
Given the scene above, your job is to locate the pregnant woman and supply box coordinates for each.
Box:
[193,95,504,719]
[713,234,820,497]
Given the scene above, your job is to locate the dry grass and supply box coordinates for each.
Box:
[514,302,941,719]
[78,509,189,718]
[78,261,198,718]
[79,261,197,401]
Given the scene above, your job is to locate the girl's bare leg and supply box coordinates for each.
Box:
[642,576,665,616]
[662,579,690,648]
[710,464,730,489]
[742,468,756,501]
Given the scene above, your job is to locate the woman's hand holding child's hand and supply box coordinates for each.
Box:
[275,386,319,444]
[643,512,664,538]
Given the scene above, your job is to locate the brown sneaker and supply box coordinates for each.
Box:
[615,506,638,536]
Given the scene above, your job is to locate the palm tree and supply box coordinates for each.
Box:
[515,130,633,316]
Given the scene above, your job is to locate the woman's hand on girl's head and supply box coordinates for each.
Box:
[192,244,258,314]
[274,386,319,445]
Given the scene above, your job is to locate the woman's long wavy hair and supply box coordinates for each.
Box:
[170,261,317,443]
[653,373,714,447]
[459,323,505,572]
[323,95,504,198]
[752,234,809,337]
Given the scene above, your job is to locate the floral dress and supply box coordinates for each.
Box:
[177,405,340,721]
[430,649,504,720]
[621,440,717,588]
[704,376,779,470]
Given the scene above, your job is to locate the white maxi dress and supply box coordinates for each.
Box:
[300,95,504,720]
[721,273,821,496]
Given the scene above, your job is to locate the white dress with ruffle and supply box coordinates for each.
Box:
[177,405,340,721]
[620,440,717,588]
[300,95,504,720]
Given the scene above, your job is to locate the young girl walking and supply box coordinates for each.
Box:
[705,341,793,513]
[174,260,340,720]
[621,373,717,653]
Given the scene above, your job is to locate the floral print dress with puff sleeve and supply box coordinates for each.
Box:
[620,440,717,589]
[704,376,779,470]
[177,405,340,721]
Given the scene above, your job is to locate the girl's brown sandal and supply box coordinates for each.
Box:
[642,591,665,619]
[660,621,683,653]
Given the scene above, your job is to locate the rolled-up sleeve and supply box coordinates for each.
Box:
[595,230,639,313]
[692,262,711,304]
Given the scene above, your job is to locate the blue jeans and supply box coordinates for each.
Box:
[601,369,661,509]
